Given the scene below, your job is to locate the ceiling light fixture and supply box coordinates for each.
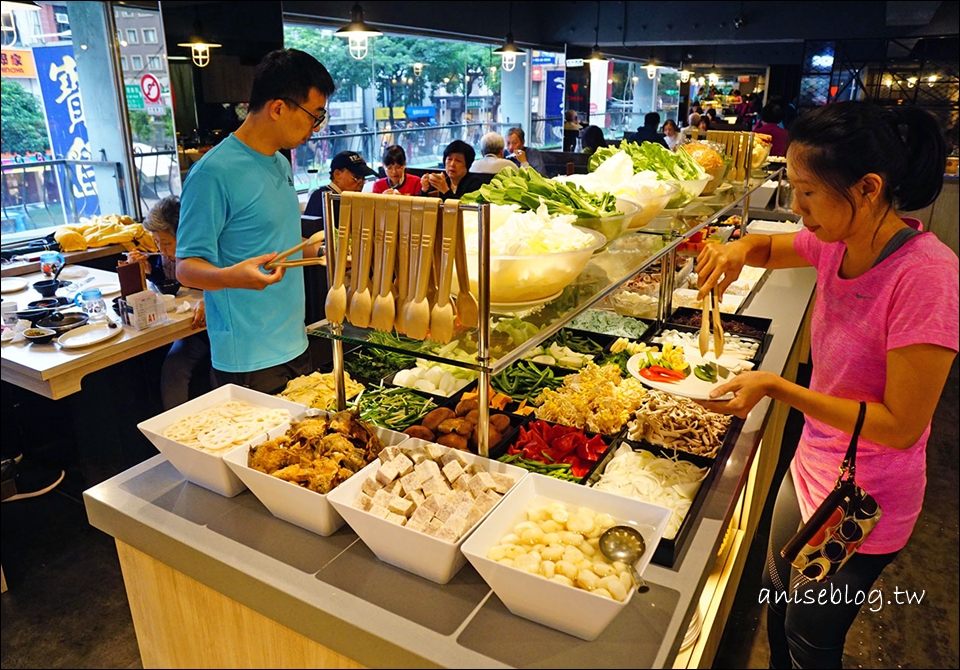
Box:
[588,1,606,62]
[177,20,221,68]
[413,62,424,76]
[493,1,521,72]
[678,61,693,84]
[335,3,382,60]
[644,55,658,80]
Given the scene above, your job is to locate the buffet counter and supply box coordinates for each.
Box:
[83,266,817,669]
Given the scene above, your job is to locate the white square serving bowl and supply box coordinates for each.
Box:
[137,384,307,497]
[222,410,409,536]
[326,438,528,585]
[460,473,671,641]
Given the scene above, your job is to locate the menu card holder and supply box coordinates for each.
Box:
[117,261,146,298]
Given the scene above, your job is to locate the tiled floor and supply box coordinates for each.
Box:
[1,359,957,669]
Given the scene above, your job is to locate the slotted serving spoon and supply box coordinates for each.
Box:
[346,193,365,310]
[403,197,438,340]
[598,525,649,593]
[347,195,377,328]
[324,192,354,324]
[264,230,325,270]
[370,195,400,332]
[429,200,459,344]
[453,204,479,328]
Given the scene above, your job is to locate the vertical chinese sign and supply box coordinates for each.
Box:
[32,43,100,217]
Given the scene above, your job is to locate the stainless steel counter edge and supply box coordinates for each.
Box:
[84,265,818,669]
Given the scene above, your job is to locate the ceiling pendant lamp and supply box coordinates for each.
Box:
[335,3,382,60]
[493,1,521,72]
[177,21,221,68]
[678,61,693,84]
[587,1,606,62]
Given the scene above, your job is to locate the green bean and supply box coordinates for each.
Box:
[352,386,436,431]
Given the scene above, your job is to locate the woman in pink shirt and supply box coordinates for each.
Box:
[696,101,958,668]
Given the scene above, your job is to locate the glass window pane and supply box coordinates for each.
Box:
[127,29,139,44]
[143,28,157,44]
[131,55,142,69]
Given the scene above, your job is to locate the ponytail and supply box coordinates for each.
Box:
[790,102,946,214]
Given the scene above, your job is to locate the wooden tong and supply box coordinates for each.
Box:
[699,287,725,358]
[264,230,325,270]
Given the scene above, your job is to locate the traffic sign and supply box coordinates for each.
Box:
[125,84,144,110]
[140,73,161,103]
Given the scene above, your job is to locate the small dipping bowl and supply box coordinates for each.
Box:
[32,279,63,298]
[24,327,57,344]
[16,308,53,326]
[28,298,62,310]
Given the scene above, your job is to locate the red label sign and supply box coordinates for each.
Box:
[140,73,161,103]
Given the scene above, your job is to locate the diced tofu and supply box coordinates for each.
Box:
[372,488,393,507]
[360,476,383,498]
[385,512,407,525]
[405,447,428,465]
[406,489,425,507]
[390,453,415,478]
[375,460,400,486]
[444,514,471,539]
[424,518,444,537]
[353,492,373,512]
[441,460,465,485]
[388,495,415,517]
[379,446,402,464]
[490,472,516,495]
[368,503,390,519]
[424,443,446,462]
[415,459,441,481]
[399,471,422,495]
[435,525,459,543]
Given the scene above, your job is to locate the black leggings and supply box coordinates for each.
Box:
[763,469,898,669]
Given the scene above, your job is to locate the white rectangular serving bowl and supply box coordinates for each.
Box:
[137,384,307,497]
[460,473,671,641]
[222,410,408,536]
[326,438,527,584]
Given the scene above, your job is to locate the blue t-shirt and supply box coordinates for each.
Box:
[177,135,307,373]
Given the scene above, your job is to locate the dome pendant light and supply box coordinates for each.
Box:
[493,2,521,72]
[177,20,221,68]
[335,3,382,60]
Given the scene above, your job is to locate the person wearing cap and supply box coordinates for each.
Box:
[304,150,377,217]
[176,49,335,394]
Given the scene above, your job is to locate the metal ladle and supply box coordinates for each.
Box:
[599,525,649,593]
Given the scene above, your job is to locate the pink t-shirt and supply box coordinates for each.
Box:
[791,222,959,554]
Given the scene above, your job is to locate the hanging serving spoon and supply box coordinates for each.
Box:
[347,195,377,328]
[403,197,437,340]
[429,199,459,344]
[598,525,649,593]
[324,192,354,324]
[370,195,400,332]
[397,198,423,333]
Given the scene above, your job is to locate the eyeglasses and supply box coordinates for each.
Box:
[284,99,328,131]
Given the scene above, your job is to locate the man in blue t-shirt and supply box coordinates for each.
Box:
[176,49,335,394]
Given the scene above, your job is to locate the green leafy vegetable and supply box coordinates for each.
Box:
[461,166,621,219]
[588,140,706,181]
[598,349,632,376]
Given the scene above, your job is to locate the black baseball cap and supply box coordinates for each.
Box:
[330,151,377,178]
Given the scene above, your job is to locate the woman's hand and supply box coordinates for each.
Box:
[125,249,152,272]
[421,173,449,195]
[191,300,205,330]
[695,370,778,418]
[695,240,747,300]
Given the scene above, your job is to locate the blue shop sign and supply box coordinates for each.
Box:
[532,55,556,65]
[405,106,436,119]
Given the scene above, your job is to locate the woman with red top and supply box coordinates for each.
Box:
[696,101,958,668]
[373,145,421,196]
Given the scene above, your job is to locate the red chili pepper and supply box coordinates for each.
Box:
[648,365,687,380]
[639,367,682,383]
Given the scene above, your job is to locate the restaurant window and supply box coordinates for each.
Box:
[142,27,157,44]
[282,20,507,192]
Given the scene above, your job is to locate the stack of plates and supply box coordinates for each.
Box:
[680,603,703,651]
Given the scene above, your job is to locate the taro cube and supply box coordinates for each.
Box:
[385,512,407,526]
[353,492,373,512]
[375,460,400,486]
[441,460,465,485]
[424,517,444,537]
[409,504,434,526]
[439,450,466,467]
[388,495,415,517]
[372,488,393,508]
[491,472,516,494]
[360,476,383,498]
[405,489,425,507]
[390,453,415,478]
[452,474,472,493]
[399,471,422,495]
[424,443,446,462]
[378,446,402,464]
[405,447,429,465]
[368,503,390,519]
[444,514,471,539]
[415,459,441,482]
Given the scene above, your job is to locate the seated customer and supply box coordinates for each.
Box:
[627,112,668,148]
[420,140,487,200]
[753,103,790,156]
[305,150,377,217]
[127,196,211,410]
[563,110,582,151]
[469,132,518,174]
[580,125,607,156]
[505,127,546,174]
[373,145,421,195]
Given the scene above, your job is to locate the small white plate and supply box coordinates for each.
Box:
[1,277,28,294]
[627,353,734,401]
[84,281,122,297]
[57,321,124,349]
[1,328,14,344]
[490,289,563,314]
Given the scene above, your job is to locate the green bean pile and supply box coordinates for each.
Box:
[491,361,565,405]
[351,386,437,432]
[497,454,583,482]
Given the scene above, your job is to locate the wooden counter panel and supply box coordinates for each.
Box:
[116,540,365,669]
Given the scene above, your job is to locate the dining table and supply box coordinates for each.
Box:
[1,265,205,401]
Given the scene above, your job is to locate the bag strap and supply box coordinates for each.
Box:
[839,401,867,482]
